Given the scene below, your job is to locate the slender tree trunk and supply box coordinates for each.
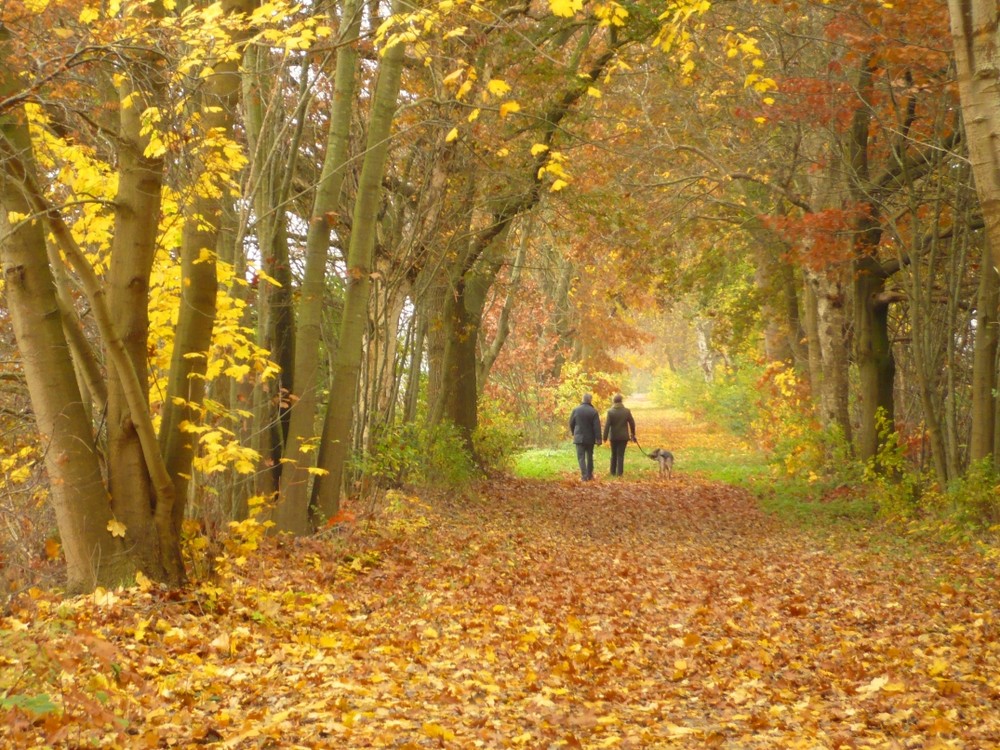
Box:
[971,253,999,462]
[105,67,169,577]
[275,0,363,534]
[748,221,800,365]
[160,0,253,530]
[215,197,255,521]
[243,45,301,497]
[46,254,107,418]
[403,313,425,424]
[479,219,529,390]
[907,244,951,485]
[801,277,823,410]
[312,19,407,521]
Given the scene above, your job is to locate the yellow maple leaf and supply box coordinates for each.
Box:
[107,519,127,538]
[549,0,582,17]
[487,79,512,96]
[456,79,474,100]
[445,127,459,143]
[499,101,521,118]
[422,723,455,740]
[928,658,949,677]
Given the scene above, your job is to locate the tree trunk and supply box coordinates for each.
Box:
[159,0,253,530]
[0,93,133,594]
[801,275,823,403]
[748,221,800,365]
[276,0,363,534]
[971,255,999,462]
[403,313,426,424]
[479,218,529,390]
[853,258,895,464]
[949,0,1000,271]
[312,18,407,521]
[907,248,951,486]
[805,269,853,445]
[243,45,301,497]
[105,68,169,578]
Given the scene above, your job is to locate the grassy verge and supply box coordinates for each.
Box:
[512,422,878,532]
[513,448,575,480]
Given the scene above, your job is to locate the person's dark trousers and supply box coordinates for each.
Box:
[575,443,595,480]
[609,440,628,476]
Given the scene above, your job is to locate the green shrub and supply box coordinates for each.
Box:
[473,401,524,474]
[945,459,1000,530]
[864,409,927,521]
[360,420,476,490]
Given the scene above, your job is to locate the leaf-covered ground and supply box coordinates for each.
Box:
[3,413,1000,748]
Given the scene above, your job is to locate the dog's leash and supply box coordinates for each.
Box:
[631,436,652,458]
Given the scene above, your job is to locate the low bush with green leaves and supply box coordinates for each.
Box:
[360,420,476,490]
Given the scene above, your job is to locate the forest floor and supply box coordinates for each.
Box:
[3,406,1000,749]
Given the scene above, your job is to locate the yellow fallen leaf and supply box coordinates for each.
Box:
[422,722,454,740]
[928,658,948,677]
[135,570,153,591]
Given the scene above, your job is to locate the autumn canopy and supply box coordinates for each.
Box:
[2,0,1000,745]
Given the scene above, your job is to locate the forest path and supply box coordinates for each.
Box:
[6,404,999,749]
[283,399,999,747]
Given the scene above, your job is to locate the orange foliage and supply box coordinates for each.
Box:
[4,411,1000,748]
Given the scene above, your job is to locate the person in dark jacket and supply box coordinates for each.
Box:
[568,393,602,481]
[602,393,636,477]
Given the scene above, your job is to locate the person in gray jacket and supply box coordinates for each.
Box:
[602,393,636,477]
[568,393,602,481]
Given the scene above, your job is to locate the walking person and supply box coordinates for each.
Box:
[603,393,636,477]
[569,393,602,481]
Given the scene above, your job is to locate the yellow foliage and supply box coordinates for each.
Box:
[499,101,520,118]
[549,0,583,17]
[486,79,511,97]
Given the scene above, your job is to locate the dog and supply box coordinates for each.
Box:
[647,448,674,478]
